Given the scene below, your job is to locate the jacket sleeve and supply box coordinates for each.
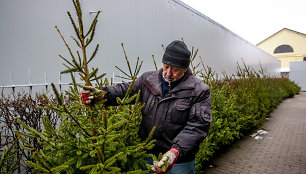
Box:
[171,85,212,158]
[101,75,143,106]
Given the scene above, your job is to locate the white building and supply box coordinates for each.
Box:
[289,61,306,91]
[0,0,280,93]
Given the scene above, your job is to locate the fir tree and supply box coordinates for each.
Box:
[15,0,155,173]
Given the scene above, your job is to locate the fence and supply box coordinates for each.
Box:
[1,70,123,95]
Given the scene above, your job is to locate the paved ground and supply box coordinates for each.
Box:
[202,92,306,174]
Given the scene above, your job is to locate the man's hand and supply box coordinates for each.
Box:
[81,86,104,105]
[151,148,180,174]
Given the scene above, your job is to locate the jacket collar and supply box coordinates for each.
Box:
[144,68,195,96]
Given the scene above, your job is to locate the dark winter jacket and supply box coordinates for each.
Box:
[102,68,212,163]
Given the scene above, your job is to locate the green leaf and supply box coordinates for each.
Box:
[108,167,121,172]
[89,150,96,157]
[123,94,137,104]
[91,73,106,81]
[108,119,127,131]
[104,152,123,168]
[88,44,99,63]
[18,142,33,151]
[80,164,96,170]
[76,158,83,168]
[76,150,82,156]
[85,11,100,37]
[89,166,98,174]
[42,115,56,135]
[25,161,49,173]
[61,67,79,74]
[50,165,69,173]
[89,68,99,79]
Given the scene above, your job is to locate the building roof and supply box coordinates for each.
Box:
[257,28,306,46]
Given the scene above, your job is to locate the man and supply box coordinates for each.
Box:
[82,40,212,174]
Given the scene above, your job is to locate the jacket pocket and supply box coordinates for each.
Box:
[143,95,156,117]
[170,99,191,124]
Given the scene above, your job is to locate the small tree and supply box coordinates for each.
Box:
[15,0,154,173]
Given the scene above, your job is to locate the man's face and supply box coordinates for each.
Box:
[162,64,187,82]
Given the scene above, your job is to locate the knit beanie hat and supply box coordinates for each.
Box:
[162,40,191,68]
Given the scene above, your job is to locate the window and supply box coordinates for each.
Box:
[304,57,306,61]
[274,44,294,53]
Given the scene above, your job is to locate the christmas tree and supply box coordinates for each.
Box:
[15,0,155,173]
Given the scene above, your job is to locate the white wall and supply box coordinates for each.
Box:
[289,61,306,91]
[0,0,280,93]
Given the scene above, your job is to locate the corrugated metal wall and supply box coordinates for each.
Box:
[289,62,306,91]
[0,0,280,93]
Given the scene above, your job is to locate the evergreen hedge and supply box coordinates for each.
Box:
[196,68,301,172]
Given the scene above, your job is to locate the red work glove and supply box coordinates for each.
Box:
[151,148,180,174]
[81,86,105,105]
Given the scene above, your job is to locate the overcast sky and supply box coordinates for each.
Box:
[180,0,306,45]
